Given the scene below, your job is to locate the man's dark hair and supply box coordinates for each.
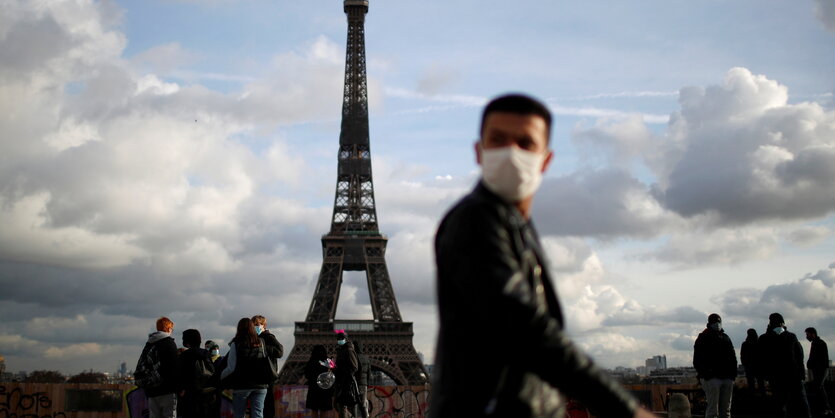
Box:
[707,313,721,324]
[480,93,552,141]
[182,328,201,348]
[805,327,818,335]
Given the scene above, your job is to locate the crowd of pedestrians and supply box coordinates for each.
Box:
[134,316,371,418]
[134,315,285,418]
[693,311,832,418]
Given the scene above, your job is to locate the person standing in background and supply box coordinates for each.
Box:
[805,327,833,417]
[741,328,764,394]
[693,313,737,418]
[759,313,811,418]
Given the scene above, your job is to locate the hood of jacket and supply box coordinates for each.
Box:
[147,330,172,344]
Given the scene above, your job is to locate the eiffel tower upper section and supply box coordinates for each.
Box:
[277,0,427,386]
[303,0,402,324]
[331,0,376,237]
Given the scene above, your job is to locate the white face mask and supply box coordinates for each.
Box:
[773,326,785,335]
[480,146,547,202]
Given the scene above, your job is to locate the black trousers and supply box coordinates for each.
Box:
[809,369,832,415]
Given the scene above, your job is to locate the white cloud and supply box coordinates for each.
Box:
[45,342,103,359]
[572,115,656,167]
[657,68,835,224]
[131,42,199,75]
[534,169,679,239]
[641,226,779,267]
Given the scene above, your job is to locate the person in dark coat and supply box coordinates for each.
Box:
[304,345,334,417]
[221,318,273,418]
[805,327,833,417]
[354,340,371,418]
[178,328,214,418]
[759,312,811,418]
[693,313,738,418]
[252,315,284,418]
[333,331,359,418]
[741,328,765,393]
[139,316,181,418]
[431,94,653,418]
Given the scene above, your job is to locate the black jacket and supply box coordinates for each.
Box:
[430,182,637,418]
[222,341,270,390]
[759,329,805,382]
[693,328,738,380]
[143,332,181,398]
[807,337,829,372]
[260,330,284,360]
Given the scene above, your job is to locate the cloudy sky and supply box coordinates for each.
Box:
[1,0,834,376]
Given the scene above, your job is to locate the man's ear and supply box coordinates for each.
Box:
[474,141,482,165]
[541,150,554,173]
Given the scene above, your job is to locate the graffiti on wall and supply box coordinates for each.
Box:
[125,387,234,418]
[275,385,430,417]
[0,385,67,418]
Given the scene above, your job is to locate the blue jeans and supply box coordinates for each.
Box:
[233,388,267,418]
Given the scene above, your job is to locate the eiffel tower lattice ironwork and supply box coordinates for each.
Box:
[276,0,428,386]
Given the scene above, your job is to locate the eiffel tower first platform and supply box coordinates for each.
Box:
[276,0,428,386]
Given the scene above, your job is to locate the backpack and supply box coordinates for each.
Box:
[194,355,215,389]
[134,343,163,389]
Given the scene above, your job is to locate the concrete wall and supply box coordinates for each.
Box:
[0,382,431,418]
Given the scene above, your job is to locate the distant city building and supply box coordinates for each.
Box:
[645,367,698,384]
[118,362,127,377]
[645,354,667,374]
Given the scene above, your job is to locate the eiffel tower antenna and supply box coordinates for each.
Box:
[276,0,428,386]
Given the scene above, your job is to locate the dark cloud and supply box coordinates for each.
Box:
[815,0,835,34]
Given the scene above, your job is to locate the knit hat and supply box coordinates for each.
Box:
[707,313,721,324]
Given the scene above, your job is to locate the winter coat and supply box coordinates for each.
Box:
[759,329,806,382]
[259,330,284,360]
[356,353,371,387]
[143,331,181,398]
[693,328,738,380]
[220,340,270,390]
[178,347,214,418]
[807,337,830,372]
[431,182,638,418]
[304,357,334,411]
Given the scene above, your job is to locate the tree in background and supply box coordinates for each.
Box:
[24,370,66,383]
[68,370,109,383]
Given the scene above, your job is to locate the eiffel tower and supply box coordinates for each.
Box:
[276,0,428,386]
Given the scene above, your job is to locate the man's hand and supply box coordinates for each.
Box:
[634,407,658,418]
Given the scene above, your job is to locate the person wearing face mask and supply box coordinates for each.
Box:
[333,331,360,418]
[759,313,811,418]
[205,341,221,363]
[693,313,737,418]
[250,315,283,418]
[431,94,655,418]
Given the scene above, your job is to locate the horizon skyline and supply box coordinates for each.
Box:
[1,0,834,376]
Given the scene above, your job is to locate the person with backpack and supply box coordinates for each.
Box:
[135,317,181,418]
[178,329,215,418]
[220,318,275,418]
[252,315,284,418]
